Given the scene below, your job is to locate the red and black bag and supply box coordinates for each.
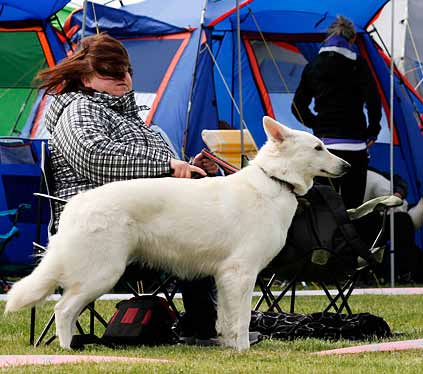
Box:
[102,295,178,346]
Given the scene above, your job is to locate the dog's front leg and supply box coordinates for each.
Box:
[215,264,257,351]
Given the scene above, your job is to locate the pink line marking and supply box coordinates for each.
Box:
[0,355,174,368]
[315,339,423,355]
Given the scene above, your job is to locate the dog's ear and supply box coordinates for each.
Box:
[262,116,290,143]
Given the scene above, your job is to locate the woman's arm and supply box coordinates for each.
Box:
[52,100,173,185]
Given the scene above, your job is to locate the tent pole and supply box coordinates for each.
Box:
[81,0,88,39]
[182,0,208,160]
[389,0,396,288]
[236,0,246,167]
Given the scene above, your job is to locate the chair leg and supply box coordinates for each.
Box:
[34,301,109,346]
[30,307,36,346]
[44,335,56,346]
[75,320,85,335]
[267,277,297,313]
[151,276,180,316]
[254,274,278,311]
[290,281,296,313]
[322,273,358,315]
[86,303,108,328]
[34,312,55,347]
[337,272,360,315]
[321,283,340,313]
[89,302,95,334]
[334,281,353,315]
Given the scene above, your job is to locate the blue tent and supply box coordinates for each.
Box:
[58,0,423,245]
[4,1,423,250]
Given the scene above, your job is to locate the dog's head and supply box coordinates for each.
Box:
[251,116,350,195]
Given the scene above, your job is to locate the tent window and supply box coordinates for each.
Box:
[0,32,47,88]
[250,40,308,94]
[248,39,313,132]
[123,39,183,93]
[0,31,46,135]
[122,37,186,124]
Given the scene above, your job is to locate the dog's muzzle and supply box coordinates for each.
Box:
[321,159,351,178]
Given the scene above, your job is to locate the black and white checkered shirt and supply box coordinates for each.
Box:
[45,90,175,228]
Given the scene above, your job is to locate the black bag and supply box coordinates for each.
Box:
[269,184,374,281]
[250,310,391,340]
[102,295,178,346]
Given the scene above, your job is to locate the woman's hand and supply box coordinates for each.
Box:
[170,159,207,178]
[192,153,219,175]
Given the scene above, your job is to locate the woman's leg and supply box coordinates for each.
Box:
[325,149,368,209]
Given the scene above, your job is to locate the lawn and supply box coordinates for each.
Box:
[0,294,422,373]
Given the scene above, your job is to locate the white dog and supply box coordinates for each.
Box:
[6,116,349,351]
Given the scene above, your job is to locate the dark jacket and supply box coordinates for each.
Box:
[291,51,382,141]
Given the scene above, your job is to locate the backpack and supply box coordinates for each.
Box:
[268,184,375,281]
[102,295,178,346]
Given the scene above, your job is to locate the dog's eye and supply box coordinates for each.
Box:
[314,145,323,151]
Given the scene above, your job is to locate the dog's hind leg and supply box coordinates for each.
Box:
[55,266,126,349]
[215,264,257,351]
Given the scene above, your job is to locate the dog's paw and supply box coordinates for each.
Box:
[221,335,250,351]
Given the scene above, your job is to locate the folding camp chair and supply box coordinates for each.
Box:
[201,130,402,316]
[0,137,48,341]
[31,141,180,347]
[254,194,400,315]
[0,203,32,292]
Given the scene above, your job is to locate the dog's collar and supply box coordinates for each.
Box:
[257,166,296,194]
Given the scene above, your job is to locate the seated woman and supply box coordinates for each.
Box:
[358,167,423,283]
[36,33,218,344]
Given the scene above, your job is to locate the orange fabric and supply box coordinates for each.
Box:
[243,37,276,118]
[144,33,191,125]
[207,0,253,27]
[357,38,399,145]
[37,31,55,66]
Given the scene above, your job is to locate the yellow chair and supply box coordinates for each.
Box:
[201,129,258,169]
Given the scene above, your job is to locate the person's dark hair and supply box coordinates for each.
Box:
[35,33,131,94]
[326,15,356,42]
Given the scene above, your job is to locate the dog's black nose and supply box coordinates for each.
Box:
[342,161,351,172]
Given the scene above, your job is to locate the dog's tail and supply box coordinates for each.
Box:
[5,238,62,313]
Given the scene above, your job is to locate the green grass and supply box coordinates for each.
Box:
[0,295,423,373]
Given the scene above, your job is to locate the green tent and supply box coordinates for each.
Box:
[0,5,73,136]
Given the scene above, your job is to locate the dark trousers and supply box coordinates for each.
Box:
[179,276,217,338]
[317,149,368,209]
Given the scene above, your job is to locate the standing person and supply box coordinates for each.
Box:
[36,33,218,345]
[291,15,382,209]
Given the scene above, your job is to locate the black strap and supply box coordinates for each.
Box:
[314,186,375,264]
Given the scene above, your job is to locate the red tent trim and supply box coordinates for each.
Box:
[120,32,191,126]
[243,36,275,118]
[357,37,399,145]
[207,0,253,27]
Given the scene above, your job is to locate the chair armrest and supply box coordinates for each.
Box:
[347,195,403,221]
[34,192,67,205]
